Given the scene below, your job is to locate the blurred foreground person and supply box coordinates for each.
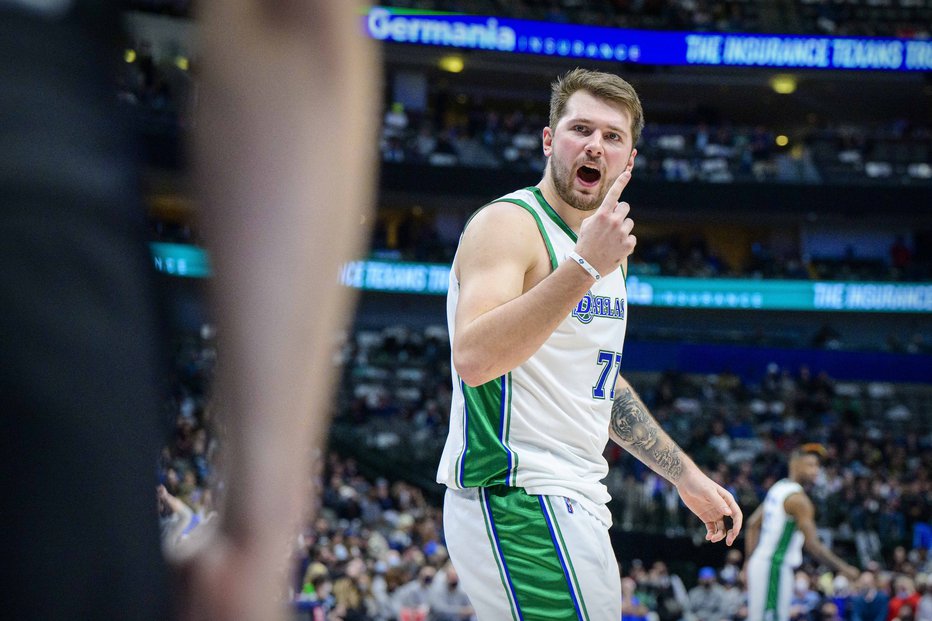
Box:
[1,1,171,618]
[0,1,378,620]
[174,0,378,619]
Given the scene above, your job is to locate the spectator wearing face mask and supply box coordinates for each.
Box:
[687,567,726,621]
[394,565,436,621]
[720,570,747,621]
[789,571,821,621]
[430,564,474,621]
[831,574,855,620]
[890,577,922,621]
[720,549,744,587]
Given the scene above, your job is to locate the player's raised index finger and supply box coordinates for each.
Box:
[598,170,632,213]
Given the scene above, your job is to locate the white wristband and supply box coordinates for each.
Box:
[567,251,601,282]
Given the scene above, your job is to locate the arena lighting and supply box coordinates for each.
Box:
[174,56,189,71]
[438,54,465,73]
[770,74,797,94]
[124,48,136,63]
[775,134,789,147]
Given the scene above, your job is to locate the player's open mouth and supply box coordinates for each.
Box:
[576,165,601,187]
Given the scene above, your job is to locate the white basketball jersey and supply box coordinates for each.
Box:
[750,479,806,569]
[436,187,628,527]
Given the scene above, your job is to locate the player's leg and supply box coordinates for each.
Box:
[747,557,793,621]
[543,494,622,621]
[745,556,769,621]
[444,487,524,620]
[775,565,794,621]
[444,486,618,621]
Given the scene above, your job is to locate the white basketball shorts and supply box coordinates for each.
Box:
[746,556,794,621]
[443,485,621,621]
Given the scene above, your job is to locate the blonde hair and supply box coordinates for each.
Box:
[332,577,362,609]
[549,68,645,145]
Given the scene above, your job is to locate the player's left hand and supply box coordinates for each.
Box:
[675,471,743,546]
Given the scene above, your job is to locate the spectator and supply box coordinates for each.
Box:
[332,558,372,621]
[790,570,822,621]
[643,560,689,621]
[623,575,651,621]
[832,575,856,620]
[890,577,922,621]
[821,600,844,621]
[720,570,747,621]
[853,572,891,621]
[394,565,436,621]
[720,549,744,586]
[916,574,932,621]
[688,567,727,621]
[158,484,196,553]
[312,575,336,619]
[430,564,474,621]
[897,605,917,621]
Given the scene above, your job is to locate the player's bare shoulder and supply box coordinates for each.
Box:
[455,200,548,280]
[783,488,814,517]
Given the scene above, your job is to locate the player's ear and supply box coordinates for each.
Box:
[627,148,637,172]
[542,127,554,157]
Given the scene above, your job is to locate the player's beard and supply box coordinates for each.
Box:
[549,154,604,212]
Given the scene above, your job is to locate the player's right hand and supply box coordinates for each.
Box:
[573,168,637,277]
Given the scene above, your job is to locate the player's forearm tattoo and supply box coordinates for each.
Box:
[611,388,684,482]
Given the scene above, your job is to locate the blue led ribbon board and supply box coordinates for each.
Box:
[365,6,932,72]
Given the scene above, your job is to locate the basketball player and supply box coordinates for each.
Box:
[437,69,743,621]
[745,444,860,621]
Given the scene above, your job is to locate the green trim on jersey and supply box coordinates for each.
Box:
[459,375,517,488]
[485,487,589,620]
[528,187,628,281]
[529,187,578,242]
[765,519,797,616]
[497,198,558,271]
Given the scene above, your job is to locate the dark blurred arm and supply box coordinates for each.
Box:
[743,503,764,564]
[785,493,859,581]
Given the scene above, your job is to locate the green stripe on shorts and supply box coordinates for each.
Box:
[479,490,521,621]
[543,496,591,621]
[765,520,796,617]
[484,486,585,621]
